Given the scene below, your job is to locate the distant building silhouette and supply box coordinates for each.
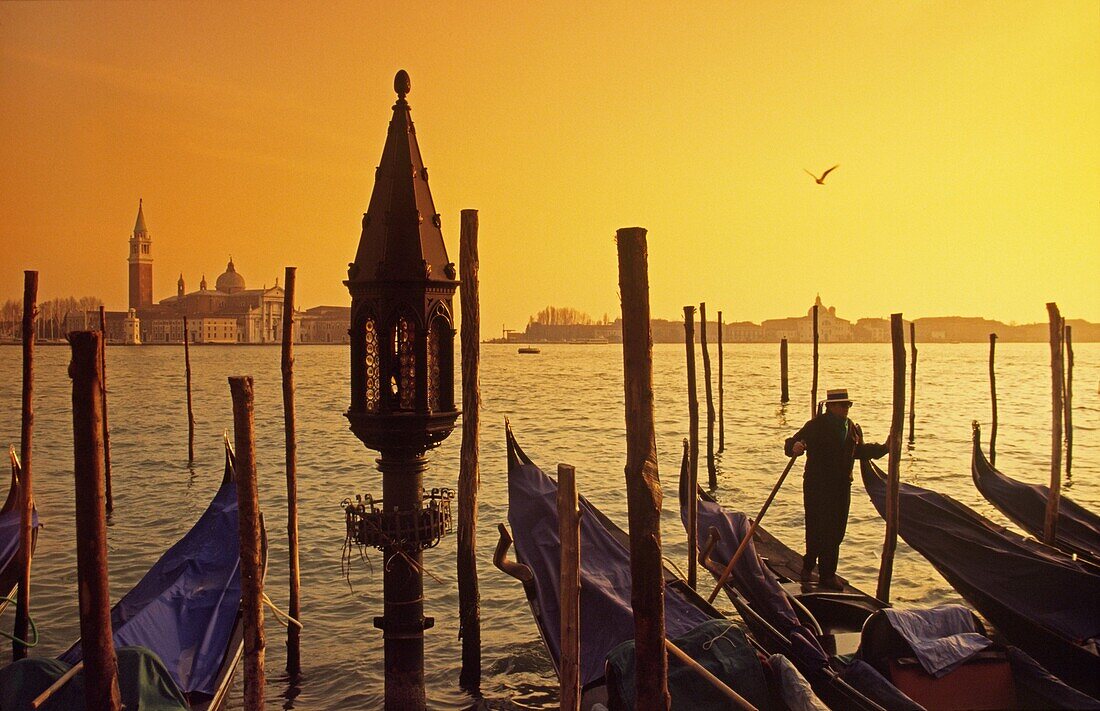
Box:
[115,201,291,343]
[497,297,1100,344]
[128,199,153,310]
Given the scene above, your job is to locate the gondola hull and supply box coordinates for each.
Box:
[971,424,1100,567]
[862,457,1100,698]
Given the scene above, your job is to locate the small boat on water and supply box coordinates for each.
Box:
[495,425,838,710]
[0,436,267,711]
[862,457,1100,699]
[686,454,1099,710]
[0,448,38,618]
[971,423,1100,567]
[518,346,541,354]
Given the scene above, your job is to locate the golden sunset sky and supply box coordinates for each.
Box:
[1,2,1097,330]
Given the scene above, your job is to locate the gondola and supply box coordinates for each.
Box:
[687,457,1099,710]
[680,467,927,710]
[1,436,267,711]
[862,457,1100,699]
[0,448,38,619]
[494,425,843,710]
[971,422,1100,567]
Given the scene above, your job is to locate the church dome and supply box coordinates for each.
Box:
[216,259,246,293]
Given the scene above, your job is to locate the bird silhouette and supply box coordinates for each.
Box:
[804,165,839,185]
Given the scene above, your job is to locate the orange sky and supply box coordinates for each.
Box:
[1,2,1097,330]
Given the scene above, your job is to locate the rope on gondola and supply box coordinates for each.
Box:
[261,592,302,630]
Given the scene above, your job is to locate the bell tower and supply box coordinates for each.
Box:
[128,199,153,310]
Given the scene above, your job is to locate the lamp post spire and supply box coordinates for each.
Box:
[343,70,458,711]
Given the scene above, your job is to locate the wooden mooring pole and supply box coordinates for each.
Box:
[1064,324,1073,482]
[683,307,700,505]
[99,306,113,513]
[229,376,266,711]
[13,271,37,661]
[876,313,905,604]
[699,303,717,489]
[717,311,724,453]
[1044,304,1063,545]
[780,338,789,403]
[811,305,819,418]
[616,227,669,710]
[680,438,696,589]
[69,331,122,711]
[458,209,482,688]
[557,463,580,711]
[908,321,917,445]
[281,267,301,677]
[184,317,195,463]
[989,333,998,467]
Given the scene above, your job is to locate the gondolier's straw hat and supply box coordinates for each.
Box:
[824,389,853,405]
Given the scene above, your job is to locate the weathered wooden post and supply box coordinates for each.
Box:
[229,376,266,711]
[811,305,819,418]
[281,267,302,677]
[717,311,725,453]
[69,331,122,711]
[1064,323,1073,481]
[458,209,482,688]
[616,227,669,710]
[99,306,113,513]
[876,313,905,604]
[1044,304,1063,545]
[780,338,789,403]
[13,271,37,661]
[908,321,917,445]
[183,316,195,463]
[699,304,717,489]
[680,438,696,589]
[683,305,700,501]
[989,333,998,467]
[557,463,581,711]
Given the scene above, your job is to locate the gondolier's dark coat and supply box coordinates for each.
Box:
[785,413,888,577]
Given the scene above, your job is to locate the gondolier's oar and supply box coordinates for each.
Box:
[665,639,757,710]
[31,661,83,709]
[707,455,799,604]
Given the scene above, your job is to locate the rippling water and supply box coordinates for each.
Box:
[0,341,1096,709]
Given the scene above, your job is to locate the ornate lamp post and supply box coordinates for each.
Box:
[344,70,459,710]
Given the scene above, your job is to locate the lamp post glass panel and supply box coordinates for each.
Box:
[343,69,459,710]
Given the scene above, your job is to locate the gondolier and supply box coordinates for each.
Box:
[785,388,888,589]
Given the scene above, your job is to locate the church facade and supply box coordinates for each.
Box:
[124,201,292,344]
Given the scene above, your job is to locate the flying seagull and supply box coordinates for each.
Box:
[804,165,839,185]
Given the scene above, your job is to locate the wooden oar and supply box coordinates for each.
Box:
[31,661,83,709]
[665,639,757,710]
[707,456,798,604]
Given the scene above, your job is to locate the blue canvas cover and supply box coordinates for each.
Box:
[861,459,1100,647]
[972,430,1100,565]
[60,473,242,700]
[506,431,711,688]
[679,484,802,637]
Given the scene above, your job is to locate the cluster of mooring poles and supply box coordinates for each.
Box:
[985,303,1075,544]
[682,303,726,498]
[1043,302,1074,543]
[8,266,306,709]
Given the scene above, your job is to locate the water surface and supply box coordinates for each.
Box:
[0,342,1095,709]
